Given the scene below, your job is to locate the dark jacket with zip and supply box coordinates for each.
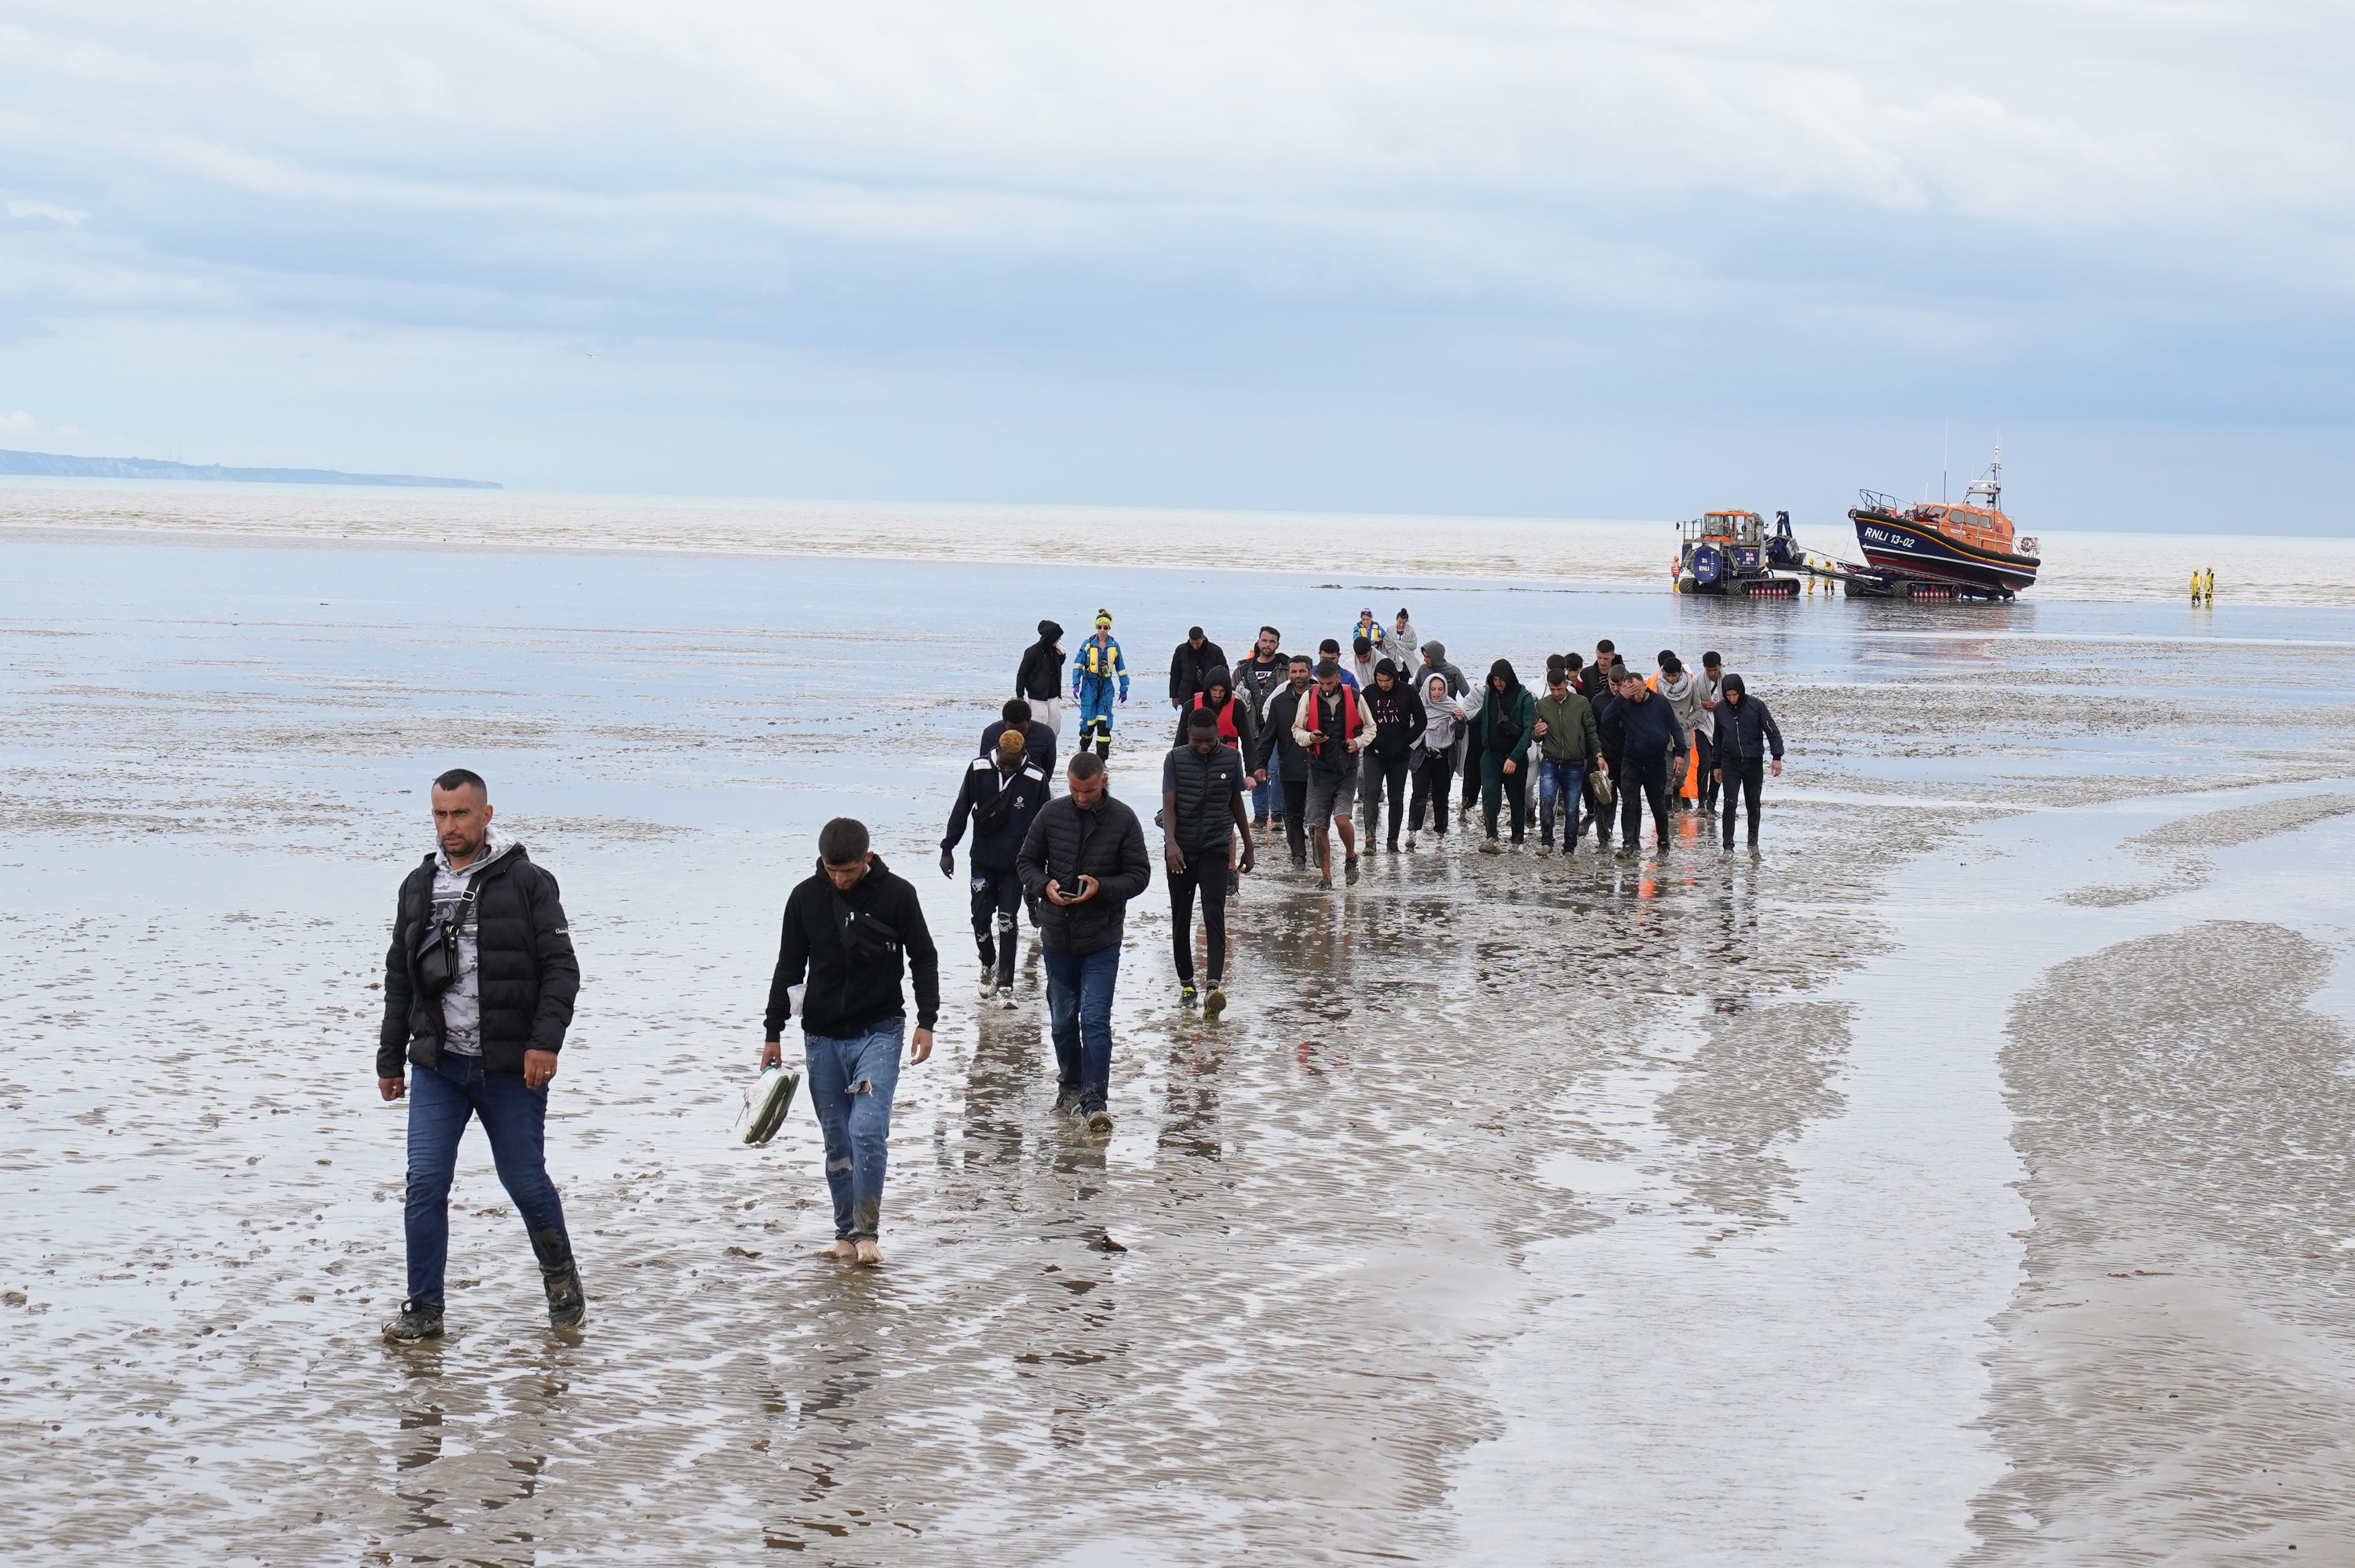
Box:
[1234,651,1287,732]
[378,846,579,1079]
[765,855,940,1041]
[1017,793,1152,956]
[1257,685,1313,783]
[978,717,1058,777]
[1612,690,1686,767]
[1168,639,1229,706]
[1714,695,1786,761]
[944,756,1052,873]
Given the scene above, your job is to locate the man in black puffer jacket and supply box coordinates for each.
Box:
[1017,751,1151,1132]
[764,817,940,1266]
[378,768,583,1343]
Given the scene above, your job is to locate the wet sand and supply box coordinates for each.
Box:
[4,524,2355,1563]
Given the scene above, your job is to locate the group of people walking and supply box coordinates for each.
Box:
[373,607,1790,1340]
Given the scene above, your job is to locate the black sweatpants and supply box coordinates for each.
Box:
[970,868,1023,986]
[1168,862,1229,986]
[1281,779,1309,863]
[1591,754,1623,845]
[1410,751,1454,835]
[1722,757,1765,844]
[1362,755,1410,847]
[1619,754,1673,844]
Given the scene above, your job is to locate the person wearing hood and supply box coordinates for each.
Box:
[1533,655,1601,855]
[1655,654,1706,809]
[1174,667,1261,774]
[1168,626,1229,711]
[1608,665,1685,851]
[1416,640,1473,820]
[1376,607,1418,666]
[765,817,940,1267]
[1072,611,1129,757]
[1357,658,1427,853]
[1712,673,1785,848]
[1017,620,1067,737]
[1408,671,1469,848]
[1471,659,1538,851]
[378,768,585,1343]
[942,729,1052,1006]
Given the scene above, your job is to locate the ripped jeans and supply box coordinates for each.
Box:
[802,1020,904,1242]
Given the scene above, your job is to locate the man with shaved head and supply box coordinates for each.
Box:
[378,768,584,1342]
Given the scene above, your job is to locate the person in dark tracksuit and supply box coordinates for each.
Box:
[1232,627,1289,829]
[942,730,1051,1005]
[764,817,940,1267]
[1606,666,1684,851]
[1712,673,1786,848]
[378,768,583,1343]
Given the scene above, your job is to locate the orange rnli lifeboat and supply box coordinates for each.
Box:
[1848,449,2039,596]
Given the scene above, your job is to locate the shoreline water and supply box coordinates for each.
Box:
[5,518,2355,1561]
[6,475,2355,606]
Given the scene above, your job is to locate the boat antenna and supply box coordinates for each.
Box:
[1943,418,1948,504]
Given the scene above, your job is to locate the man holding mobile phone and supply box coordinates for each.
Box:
[1017,752,1152,1132]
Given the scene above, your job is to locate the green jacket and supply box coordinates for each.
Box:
[1534,689,1599,764]
[1473,684,1537,758]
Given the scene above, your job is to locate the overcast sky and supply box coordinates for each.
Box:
[2,2,2349,528]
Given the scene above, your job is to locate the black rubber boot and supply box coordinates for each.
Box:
[382,1296,445,1342]
[531,1227,586,1329]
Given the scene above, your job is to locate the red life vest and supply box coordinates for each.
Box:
[1190,691,1241,741]
[1302,685,1360,757]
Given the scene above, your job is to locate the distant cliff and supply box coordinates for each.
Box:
[0,448,499,490]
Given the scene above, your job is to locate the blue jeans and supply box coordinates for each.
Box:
[1043,944,1121,1101]
[1250,776,1277,822]
[403,1053,568,1308]
[1538,757,1586,846]
[804,1022,904,1241]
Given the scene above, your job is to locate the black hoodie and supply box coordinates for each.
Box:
[1017,621,1066,702]
[765,855,941,1041]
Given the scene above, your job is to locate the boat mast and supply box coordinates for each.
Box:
[1964,446,2003,511]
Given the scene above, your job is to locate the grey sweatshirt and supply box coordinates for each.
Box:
[430,826,516,1057]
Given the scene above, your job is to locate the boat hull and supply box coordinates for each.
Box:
[1849,509,2039,594]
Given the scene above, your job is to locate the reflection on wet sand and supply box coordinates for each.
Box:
[11,534,2355,1562]
[1971,921,2355,1563]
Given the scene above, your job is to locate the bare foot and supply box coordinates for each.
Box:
[854,1238,884,1266]
[812,1240,855,1260]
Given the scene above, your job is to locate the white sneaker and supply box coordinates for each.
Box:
[997,985,1018,1011]
[977,973,997,1002]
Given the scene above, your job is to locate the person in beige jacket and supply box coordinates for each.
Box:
[1291,658,1378,889]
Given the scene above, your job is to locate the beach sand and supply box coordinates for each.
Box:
[3,503,2353,1563]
